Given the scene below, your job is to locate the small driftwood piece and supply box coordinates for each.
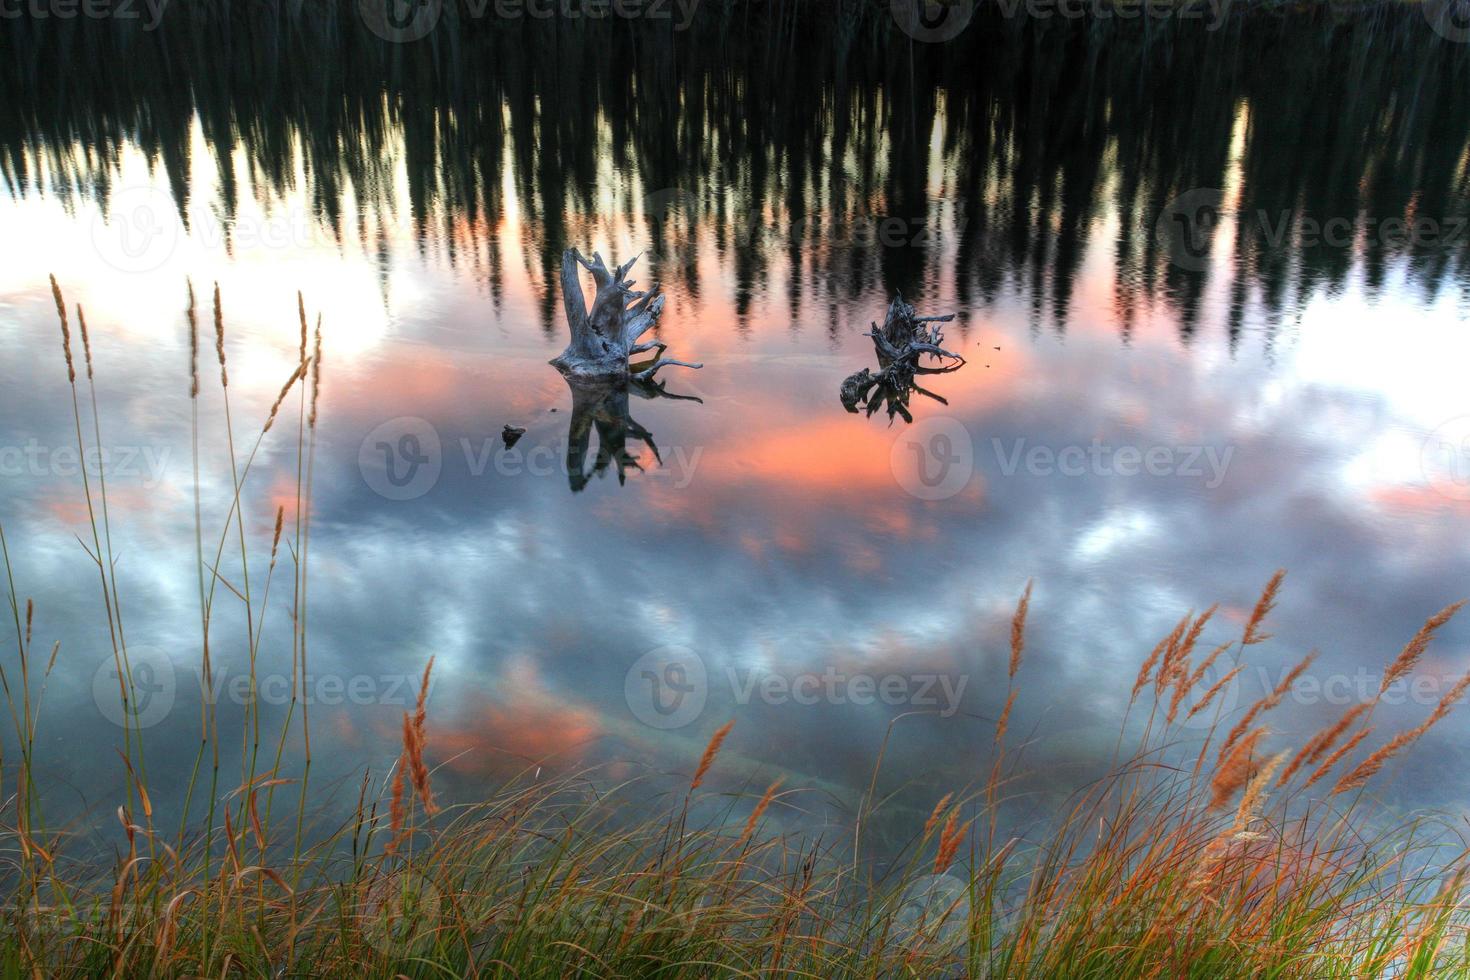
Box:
[840,295,964,422]
[552,247,702,381]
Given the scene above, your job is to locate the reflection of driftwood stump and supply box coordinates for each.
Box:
[551,247,702,381]
[840,295,964,422]
[562,373,701,492]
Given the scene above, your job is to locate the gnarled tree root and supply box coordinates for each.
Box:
[551,247,703,382]
[840,294,964,421]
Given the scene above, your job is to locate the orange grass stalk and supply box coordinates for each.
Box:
[269,507,285,566]
[1211,725,1267,809]
[1332,672,1470,795]
[76,304,94,379]
[1009,579,1033,678]
[923,792,954,836]
[1421,672,1470,728]
[1219,650,1317,763]
[1235,750,1286,828]
[1187,665,1246,722]
[297,291,308,362]
[402,710,437,816]
[308,316,323,429]
[1279,702,1371,786]
[691,719,735,790]
[212,282,228,388]
[1307,701,1372,766]
[1379,600,1466,695]
[934,809,966,874]
[1186,640,1233,693]
[1177,604,1217,665]
[1331,730,1415,797]
[1152,613,1192,693]
[414,656,435,746]
[1242,569,1286,646]
[738,778,783,845]
[1132,616,1185,703]
[262,360,308,434]
[186,280,199,398]
[1166,607,1217,723]
[1134,614,1193,705]
[409,658,437,812]
[995,688,1018,745]
[385,755,408,854]
[50,274,75,383]
[1303,727,1373,790]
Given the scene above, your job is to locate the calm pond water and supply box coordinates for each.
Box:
[3,6,1470,852]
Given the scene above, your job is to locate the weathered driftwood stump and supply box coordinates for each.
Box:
[552,247,702,381]
[840,295,965,422]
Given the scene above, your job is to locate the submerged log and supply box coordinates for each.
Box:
[552,247,702,381]
[840,295,965,422]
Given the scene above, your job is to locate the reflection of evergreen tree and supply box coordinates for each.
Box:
[2,4,1467,342]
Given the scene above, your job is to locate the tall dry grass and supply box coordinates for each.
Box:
[2,285,1469,977]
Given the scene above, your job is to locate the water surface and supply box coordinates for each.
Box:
[3,7,1470,851]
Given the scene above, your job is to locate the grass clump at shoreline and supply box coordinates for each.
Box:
[3,283,1470,976]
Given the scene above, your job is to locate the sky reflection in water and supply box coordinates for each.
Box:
[2,9,1470,852]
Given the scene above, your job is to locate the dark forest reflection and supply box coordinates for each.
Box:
[3,5,1469,344]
